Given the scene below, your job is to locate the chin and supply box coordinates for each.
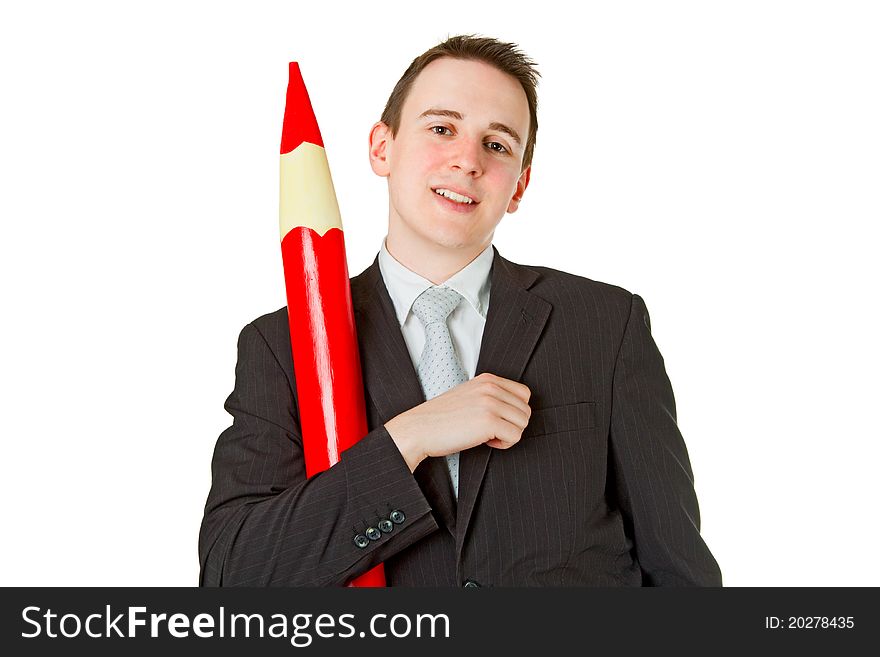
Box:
[421,228,475,252]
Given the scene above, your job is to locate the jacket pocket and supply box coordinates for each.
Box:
[522,401,597,438]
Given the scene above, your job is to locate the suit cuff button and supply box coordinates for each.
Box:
[390,510,406,524]
[463,579,481,588]
[366,527,382,541]
[378,519,394,533]
[354,534,369,549]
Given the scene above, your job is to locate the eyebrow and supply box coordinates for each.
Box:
[418,108,522,147]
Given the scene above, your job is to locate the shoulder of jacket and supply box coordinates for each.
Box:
[514,260,635,306]
[241,306,290,347]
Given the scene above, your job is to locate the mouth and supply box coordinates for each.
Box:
[432,187,479,214]
[431,186,479,205]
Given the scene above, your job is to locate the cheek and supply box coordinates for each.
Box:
[487,169,520,200]
[395,148,440,188]
[420,149,449,173]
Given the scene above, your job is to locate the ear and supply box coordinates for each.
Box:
[369,121,392,177]
[506,165,531,213]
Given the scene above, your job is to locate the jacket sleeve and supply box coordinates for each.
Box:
[608,293,722,586]
[198,321,438,586]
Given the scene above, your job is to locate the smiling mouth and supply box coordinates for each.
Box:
[432,187,478,204]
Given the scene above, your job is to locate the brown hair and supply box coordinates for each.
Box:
[380,34,540,172]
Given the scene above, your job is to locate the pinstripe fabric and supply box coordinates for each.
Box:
[199,247,721,587]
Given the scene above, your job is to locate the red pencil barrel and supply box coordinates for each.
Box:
[281,226,367,475]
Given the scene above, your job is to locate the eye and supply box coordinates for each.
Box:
[430,126,452,136]
[486,142,508,154]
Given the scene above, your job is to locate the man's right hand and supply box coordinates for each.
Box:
[384,372,532,472]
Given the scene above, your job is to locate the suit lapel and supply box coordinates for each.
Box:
[351,256,457,535]
[455,247,552,556]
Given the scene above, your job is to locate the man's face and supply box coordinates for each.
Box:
[370,57,531,258]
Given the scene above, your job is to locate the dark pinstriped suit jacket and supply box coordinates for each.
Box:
[199,247,721,586]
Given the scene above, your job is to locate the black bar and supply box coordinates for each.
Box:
[1,588,873,655]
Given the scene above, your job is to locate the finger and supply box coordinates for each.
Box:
[478,380,532,418]
[485,433,519,449]
[488,415,525,447]
[486,396,530,431]
[484,374,531,404]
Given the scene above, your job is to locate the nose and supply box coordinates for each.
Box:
[448,135,483,176]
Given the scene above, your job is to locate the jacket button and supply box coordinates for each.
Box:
[462,579,481,588]
[378,519,394,533]
[354,534,369,549]
[366,527,382,541]
[390,510,406,524]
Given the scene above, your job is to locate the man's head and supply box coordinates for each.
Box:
[380,35,540,174]
[369,35,541,277]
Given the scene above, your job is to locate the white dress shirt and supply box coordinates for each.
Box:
[377,238,493,380]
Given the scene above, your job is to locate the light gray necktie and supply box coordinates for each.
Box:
[411,286,468,498]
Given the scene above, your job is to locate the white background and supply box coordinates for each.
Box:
[1,0,877,586]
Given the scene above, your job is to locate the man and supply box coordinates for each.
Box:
[199,35,722,586]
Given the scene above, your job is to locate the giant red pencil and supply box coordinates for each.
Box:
[279,62,385,587]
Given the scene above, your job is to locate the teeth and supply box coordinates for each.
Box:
[435,188,474,204]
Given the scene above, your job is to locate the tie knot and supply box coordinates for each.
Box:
[412,286,464,326]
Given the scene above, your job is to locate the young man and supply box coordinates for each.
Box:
[199,35,722,586]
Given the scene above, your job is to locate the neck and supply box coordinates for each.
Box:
[386,229,490,285]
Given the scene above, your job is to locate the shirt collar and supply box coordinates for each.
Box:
[378,238,493,327]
